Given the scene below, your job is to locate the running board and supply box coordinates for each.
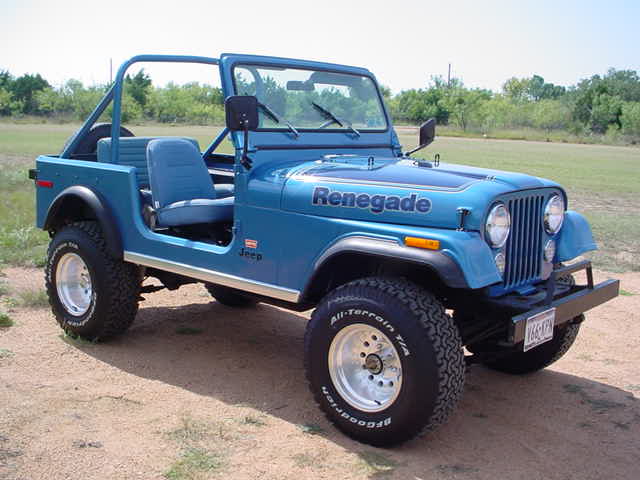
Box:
[123,251,300,303]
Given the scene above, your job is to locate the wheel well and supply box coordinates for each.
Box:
[302,252,447,305]
[46,195,98,230]
[44,186,123,259]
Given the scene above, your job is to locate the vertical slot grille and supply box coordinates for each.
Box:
[503,194,544,289]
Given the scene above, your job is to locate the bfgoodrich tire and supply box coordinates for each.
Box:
[45,221,140,341]
[484,320,582,374]
[483,268,581,374]
[304,277,465,447]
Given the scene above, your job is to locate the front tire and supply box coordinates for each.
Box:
[484,321,581,374]
[483,268,581,374]
[304,277,465,446]
[45,221,140,341]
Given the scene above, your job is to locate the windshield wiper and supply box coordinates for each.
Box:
[257,102,299,138]
[311,102,360,137]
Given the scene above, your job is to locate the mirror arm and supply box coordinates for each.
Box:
[404,143,427,157]
[241,122,253,170]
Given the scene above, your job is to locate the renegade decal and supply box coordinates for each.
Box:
[312,186,431,214]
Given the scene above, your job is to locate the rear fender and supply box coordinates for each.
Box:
[44,185,123,259]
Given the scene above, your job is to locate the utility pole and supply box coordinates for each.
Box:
[447,63,451,88]
[109,58,113,85]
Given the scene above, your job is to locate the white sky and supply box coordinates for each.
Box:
[1,0,638,94]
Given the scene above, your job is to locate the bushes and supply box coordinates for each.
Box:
[621,102,640,136]
[0,69,226,126]
[1,66,640,143]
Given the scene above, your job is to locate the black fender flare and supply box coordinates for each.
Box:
[44,185,123,259]
[302,236,470,301]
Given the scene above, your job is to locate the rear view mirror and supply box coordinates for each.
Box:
[286,80,314,91]
[405,118,437,157]
[225,96,259,131]
[419,118,436,148]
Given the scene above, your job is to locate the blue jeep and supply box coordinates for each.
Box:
[32,54,619,446]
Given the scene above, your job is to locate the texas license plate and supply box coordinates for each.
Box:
[523,308,556,352]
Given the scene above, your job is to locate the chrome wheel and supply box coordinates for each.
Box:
[328,323,402,412]
[55,252,92,316]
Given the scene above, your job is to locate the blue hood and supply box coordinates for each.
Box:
[281,156,562,230]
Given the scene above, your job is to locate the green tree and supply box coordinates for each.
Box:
[532,99,571,134]
[379,84,392,100]
[0,87,14,115]
[0,70,12,90]
[10,73,49,113]
[590,93,623,133]
[443,85,490,131]
[125,69,152,108]
[503,77,531,103]
[620,102,640,136]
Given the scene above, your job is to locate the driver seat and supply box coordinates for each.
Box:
[146,138,234,227]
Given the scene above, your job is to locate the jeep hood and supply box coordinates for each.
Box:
[281,156,562,230]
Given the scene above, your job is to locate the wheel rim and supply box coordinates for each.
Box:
[55,252,92,316]
[328,323,403,412]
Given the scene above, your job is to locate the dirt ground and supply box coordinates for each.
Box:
[1,267,638,480]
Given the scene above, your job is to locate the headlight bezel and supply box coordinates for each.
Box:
[544,194,565,235]
[485,203,511,248]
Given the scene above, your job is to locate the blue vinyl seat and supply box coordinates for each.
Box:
[97,136,234,203]
[146,138,234,227]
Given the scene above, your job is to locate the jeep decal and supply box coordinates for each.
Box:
[312,186,431,214]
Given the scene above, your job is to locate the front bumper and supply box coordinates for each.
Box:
[481,260,619,346]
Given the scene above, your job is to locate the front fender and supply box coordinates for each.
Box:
[556,210,597,263]
[309,228,502,291]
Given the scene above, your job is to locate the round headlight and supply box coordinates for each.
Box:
[544,194,564,234]
[486,204,511,248]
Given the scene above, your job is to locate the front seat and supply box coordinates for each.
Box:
[146,138,234,228]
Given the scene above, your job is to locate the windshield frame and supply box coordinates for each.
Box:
[230,62,390,134]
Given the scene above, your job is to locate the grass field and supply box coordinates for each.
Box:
[1,122,638,271]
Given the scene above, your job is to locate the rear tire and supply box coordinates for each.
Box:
[304,277,465,446]
[205,284,257,308]
[45,221,140,341]
[62,123,134,157]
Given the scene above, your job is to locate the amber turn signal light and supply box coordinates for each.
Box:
[404,236,440,250]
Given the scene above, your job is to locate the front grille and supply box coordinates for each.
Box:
[503,194,545,289]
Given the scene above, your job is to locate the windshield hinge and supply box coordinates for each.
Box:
[456,207,471,231]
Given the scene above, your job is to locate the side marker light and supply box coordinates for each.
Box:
[404,236,440,250]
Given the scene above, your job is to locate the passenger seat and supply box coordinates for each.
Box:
[146,138,234,227]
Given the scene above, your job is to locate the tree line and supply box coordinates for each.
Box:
[1,67,640,142]
[0,70,226,125]
[385,69,640,140]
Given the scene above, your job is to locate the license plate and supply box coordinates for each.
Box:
[523,308,556,352]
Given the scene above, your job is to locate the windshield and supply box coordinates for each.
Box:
[232,65,387,131]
